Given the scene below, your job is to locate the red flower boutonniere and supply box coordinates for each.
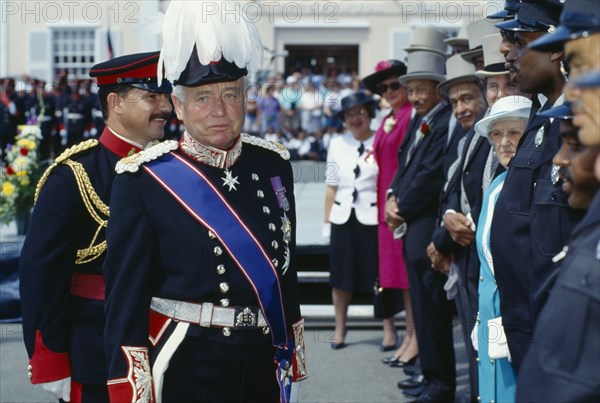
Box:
[420,122,431,136]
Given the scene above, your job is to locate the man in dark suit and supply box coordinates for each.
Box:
[102,3,306,402]
[387,50,455,402]
[492,0,583,371]
[428,54,488,403]
[19,51,172,402]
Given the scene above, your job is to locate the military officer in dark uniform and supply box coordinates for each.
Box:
[102,3,306,402]
[517,77,600,401]
[19,51,172,402]
[491,0,584,372]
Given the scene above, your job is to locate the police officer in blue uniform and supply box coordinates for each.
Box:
[516,2,600,399]
[19,51,172,402]
[491,0,584,372]
[517,81,600,401]
[102,3,307,402]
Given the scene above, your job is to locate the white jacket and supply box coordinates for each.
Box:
[325,133,378,226]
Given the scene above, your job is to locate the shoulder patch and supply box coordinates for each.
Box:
[241,133,290,160]
[55,139,99,163]
[115,140,179,174]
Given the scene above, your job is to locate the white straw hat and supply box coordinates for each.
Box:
[475,96,533,138]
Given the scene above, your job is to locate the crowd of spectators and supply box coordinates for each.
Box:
[1,66,384,163]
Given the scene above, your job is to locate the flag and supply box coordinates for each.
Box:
[107,29,114,59]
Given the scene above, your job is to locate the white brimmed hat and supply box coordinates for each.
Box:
[475,95,533,138]
[474,33,509,79]
[404,27,449,56]
[461,19,500,65]
[437,54,478,95]
[399,51,447,85]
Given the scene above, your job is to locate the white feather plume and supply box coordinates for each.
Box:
[158,0,264,86]
[131,10,165,38]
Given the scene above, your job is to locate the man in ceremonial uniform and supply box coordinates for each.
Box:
[102,3,306,402]
[19,51,172,402]
[491,0,583,372]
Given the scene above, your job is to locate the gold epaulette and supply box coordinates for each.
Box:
[115,140,179,174]
[34,139,109,264]
[241,133,290,160]
[35,139,99,204]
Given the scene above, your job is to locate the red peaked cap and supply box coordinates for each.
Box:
[89,51,172,93]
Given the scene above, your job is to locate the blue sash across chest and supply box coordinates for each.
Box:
[144,152,288,347]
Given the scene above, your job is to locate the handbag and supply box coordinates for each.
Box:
[487,316,510,359]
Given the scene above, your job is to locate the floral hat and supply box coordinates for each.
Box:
[362,60,407,95]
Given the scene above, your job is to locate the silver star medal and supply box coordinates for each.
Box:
[280,213,292,275]
[221,170,240,191]
[534,126,545,148]
[551,164,561,185]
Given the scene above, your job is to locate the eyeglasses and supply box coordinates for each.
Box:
[376,81,402,94]
[345,109,368,118]
[488,128,523,142]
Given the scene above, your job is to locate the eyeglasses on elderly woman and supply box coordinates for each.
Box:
[488,127,524,142]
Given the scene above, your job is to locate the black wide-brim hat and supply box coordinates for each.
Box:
[362,60,407,95]
[89,51,172,94]
[335,91,377,120]
[529,0,600,52]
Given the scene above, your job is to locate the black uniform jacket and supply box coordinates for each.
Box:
[103,138,301,400]
[517,190,600,402]
[490,101,583,369]
[19,128,141,385]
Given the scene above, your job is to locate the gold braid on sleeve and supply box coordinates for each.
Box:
[33,140,108,264]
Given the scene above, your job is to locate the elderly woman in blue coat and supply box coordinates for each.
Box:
[473,95,532,403]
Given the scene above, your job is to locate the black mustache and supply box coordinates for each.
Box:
[150,113,170,121]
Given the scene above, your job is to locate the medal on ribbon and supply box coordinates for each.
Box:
[271,176,290,211]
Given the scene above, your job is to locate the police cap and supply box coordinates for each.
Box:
[537,102,573,120]
[496,0,562,33]
[487,0,521,21]
[573,69,600,88]
[89,51,172,94]
[529,0,600,51]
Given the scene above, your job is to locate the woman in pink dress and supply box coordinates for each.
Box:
[363,60,419,365]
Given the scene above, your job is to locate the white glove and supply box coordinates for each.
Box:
[322,223,331,243]
[40,377,70,402]
[290,382,302,403]
[471,323,479,352]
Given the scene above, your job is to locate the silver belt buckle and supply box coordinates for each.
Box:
[234,306,258,329]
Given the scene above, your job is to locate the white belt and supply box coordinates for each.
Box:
[150,297,268,329]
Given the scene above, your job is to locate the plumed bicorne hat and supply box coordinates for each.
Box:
[157,0,263,87]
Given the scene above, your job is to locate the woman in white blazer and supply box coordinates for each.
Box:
[323,92,379,348]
